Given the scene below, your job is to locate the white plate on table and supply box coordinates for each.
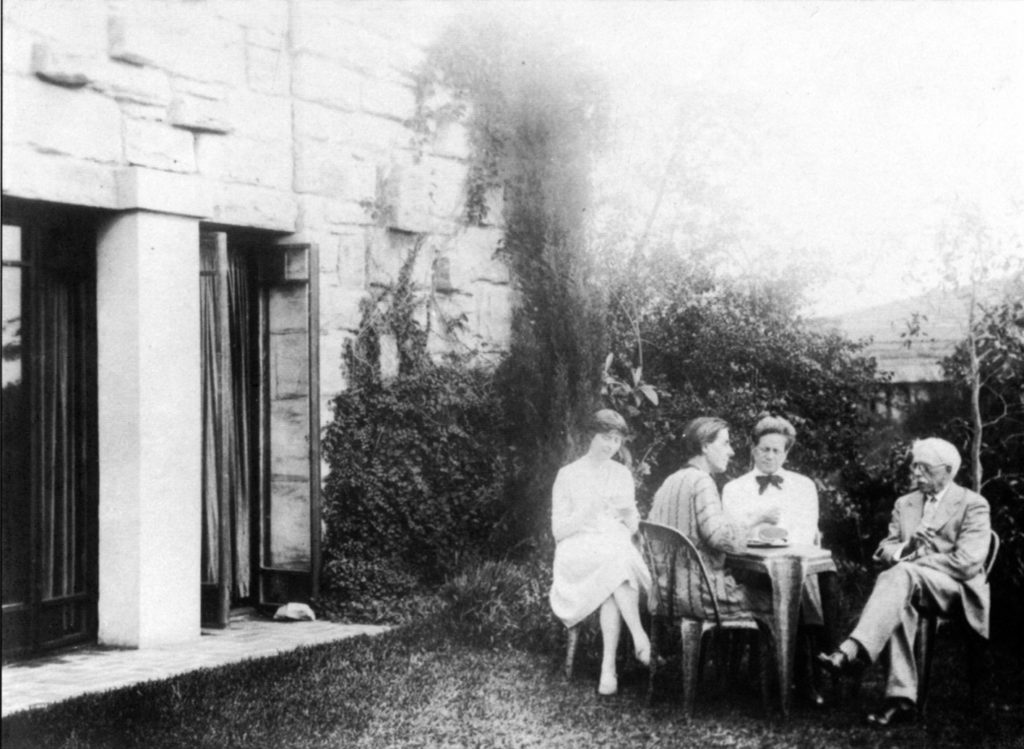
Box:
[747,539,789,548]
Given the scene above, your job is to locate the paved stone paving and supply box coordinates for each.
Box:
[2,615,389,718]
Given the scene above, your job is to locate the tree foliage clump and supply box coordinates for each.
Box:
[414,11,613,545]
[599,244,886,559]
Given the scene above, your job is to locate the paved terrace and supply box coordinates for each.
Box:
[2,614,389,717]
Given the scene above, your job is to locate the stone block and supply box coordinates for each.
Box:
[438,227,510,289]
[169,95,232,134]
[170,77,227,102]
[5,0,109,52]
[213,0,290,42]
[362,79,416,121]
[108,11,245,85]
[125,118,196,173]
[317,231,367,290]
[290,4,359,59]
[293,10,409,84]
[365,229,432,289]
[210,183,298,232]
[293,100,348,142]
[118,100,167,123]
[319,338,347,399]
[116,167,212,217]
[424,157,468,220]
[320,288,366,333]
[294,139,377,201]
[2,145,119,208]
[3,23,36,76]
[226,90,291,142]
[247,43,290,96]
[196,134,291,190]
[335,232,368,288]
[292,53,361,111]
[335,3,447,50]
[325,200,376,227]
[431,121,472,161]
[3,75,122,163]
[294,102,409,152]
[382,159,468,233]
[31,42,94,87]
[471,282,514,349]
[94,60,173,107]
[296,194,329,232]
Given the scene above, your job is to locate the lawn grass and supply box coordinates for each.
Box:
[3,615,1021,749]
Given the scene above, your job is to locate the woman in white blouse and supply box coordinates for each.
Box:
[549,409,652,696]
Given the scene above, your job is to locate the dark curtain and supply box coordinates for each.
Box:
[36,263,89,601]
[227,249,253,597]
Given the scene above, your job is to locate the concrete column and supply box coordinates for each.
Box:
[95,211,202,648]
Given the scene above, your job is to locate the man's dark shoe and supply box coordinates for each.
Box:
[816,650,865,676]
[865,698,916,728]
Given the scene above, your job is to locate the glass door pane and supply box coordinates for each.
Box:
[2,225,30,617]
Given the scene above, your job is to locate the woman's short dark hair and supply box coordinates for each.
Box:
[586,408,629,437]
[751,415,796,450]
[680,416,729,460]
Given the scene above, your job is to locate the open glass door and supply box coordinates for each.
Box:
[200,234,320,624]
[2,202,98,657]
[256,244,321,607]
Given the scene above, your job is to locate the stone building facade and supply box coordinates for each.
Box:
[2,0,511,657]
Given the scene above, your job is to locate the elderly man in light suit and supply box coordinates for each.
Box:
[818,438,992,727]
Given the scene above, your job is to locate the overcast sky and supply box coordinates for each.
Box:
[530,1,1024,316]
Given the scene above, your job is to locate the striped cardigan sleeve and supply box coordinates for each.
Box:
[693,473,748,554]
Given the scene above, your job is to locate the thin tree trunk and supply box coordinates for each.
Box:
[967,295,983,493]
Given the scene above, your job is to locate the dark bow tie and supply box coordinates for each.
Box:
[756,474,783,494]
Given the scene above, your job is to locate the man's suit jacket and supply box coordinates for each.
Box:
[873,483,992,638]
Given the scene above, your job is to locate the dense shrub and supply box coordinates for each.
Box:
[321,365,512,593]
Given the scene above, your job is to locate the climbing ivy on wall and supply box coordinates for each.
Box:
[412,11,613,545]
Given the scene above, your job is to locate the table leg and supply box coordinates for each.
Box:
[767,560,802,718]
[817,570,842,653]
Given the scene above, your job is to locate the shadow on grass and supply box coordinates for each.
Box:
[2,616,1021,749]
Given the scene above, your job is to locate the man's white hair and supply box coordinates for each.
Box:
[911,438,962,477]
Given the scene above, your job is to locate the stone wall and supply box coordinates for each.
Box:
[2,0,513,418]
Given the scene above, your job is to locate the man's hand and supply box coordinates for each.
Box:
[759,506,782,525]
[902,526,937,560]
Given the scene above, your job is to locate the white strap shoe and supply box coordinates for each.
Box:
[598,672,618,696]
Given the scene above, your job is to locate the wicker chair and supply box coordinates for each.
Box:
[913,529,999,715]
[639,520,774,717]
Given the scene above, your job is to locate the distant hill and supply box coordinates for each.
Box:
[816,274,1023,384]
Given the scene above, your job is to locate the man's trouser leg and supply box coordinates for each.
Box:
[849,562,961,703]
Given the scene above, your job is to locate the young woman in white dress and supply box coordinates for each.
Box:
[549,409,652,696]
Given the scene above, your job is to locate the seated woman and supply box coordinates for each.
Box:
[549,409,652,696]
[722,415,827,704]
[648,416,776,618]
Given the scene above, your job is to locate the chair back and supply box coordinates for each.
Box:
[985,530,1000,579]
[639,520,722,625]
